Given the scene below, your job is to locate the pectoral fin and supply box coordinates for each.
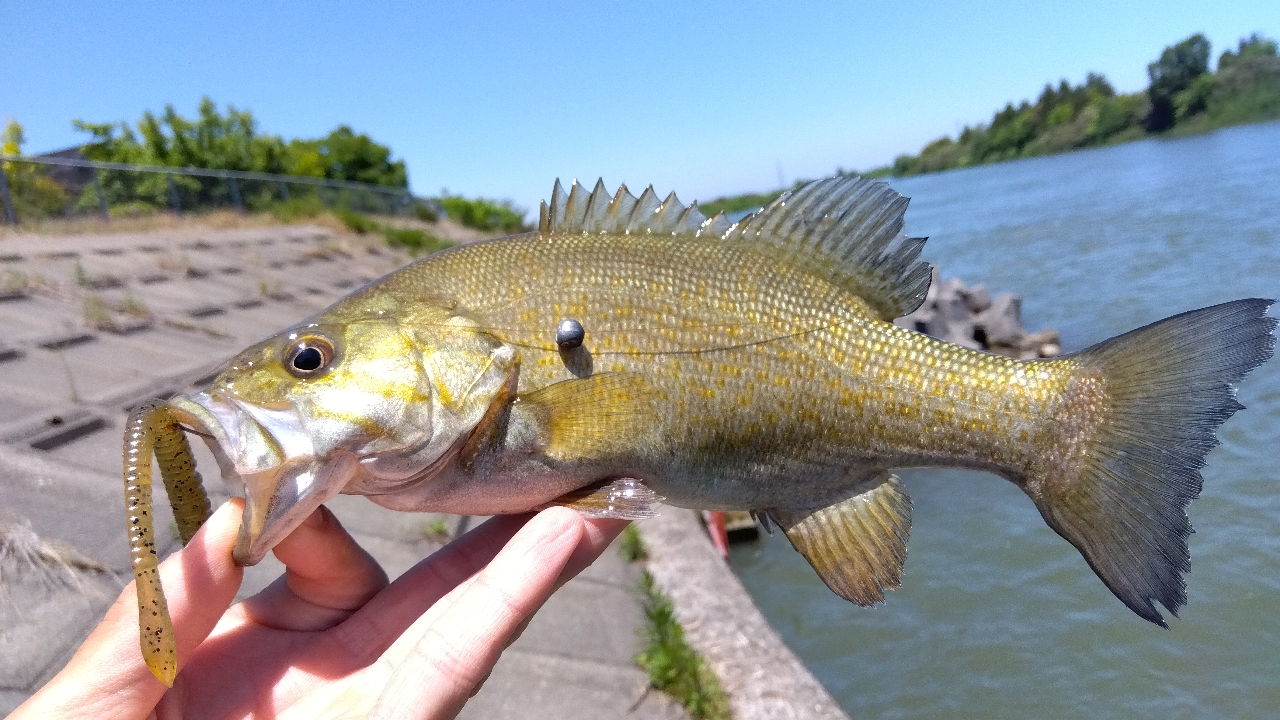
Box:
[519,373,656,460]
[546,477,663,519]
[769,471,912,606]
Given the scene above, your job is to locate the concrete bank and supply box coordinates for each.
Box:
[641,509,849,720]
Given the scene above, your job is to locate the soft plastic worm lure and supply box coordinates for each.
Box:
[123,400,211,686]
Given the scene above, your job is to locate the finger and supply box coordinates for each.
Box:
[554,517,629,591]
[331,513,533,660]
[11,499,244,719]
[369,507,585,719]
[490,517,629,656]
[238,505,389,631]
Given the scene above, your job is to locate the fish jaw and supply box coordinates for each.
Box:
[166,393,357,566]
[230,453,358,565]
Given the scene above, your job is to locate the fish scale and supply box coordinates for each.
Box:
[359,227,1071,509]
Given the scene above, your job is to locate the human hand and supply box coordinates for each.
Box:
[13,499,628,719]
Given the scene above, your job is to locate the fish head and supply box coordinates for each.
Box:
[167,294,518,565]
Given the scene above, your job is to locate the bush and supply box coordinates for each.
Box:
[413,202,438,223]
[1205,54,1280,125]
[379,227,453,256]
[3,119,71,219]
[335,208,378,234]
[272,196,326,222]
[441,195,528,233]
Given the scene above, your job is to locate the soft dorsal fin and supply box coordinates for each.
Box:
[538,178,725,238]
[537,176,932,320]
[725,177,932,320]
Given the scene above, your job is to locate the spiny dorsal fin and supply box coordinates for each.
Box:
[538,179,713,236]
[536,176,932,319]
[727,177,932,320]
[769,471,912,606]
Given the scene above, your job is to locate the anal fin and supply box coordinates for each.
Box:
[545,477,663,519]
[769,471,912,606]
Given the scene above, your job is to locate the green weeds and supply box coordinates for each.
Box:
[272,196,327,222]
[619,524,648,562]
[380,227,452,256]
[635,571,731,719]
[332,207,454,256]
[336,208,379,234]
[440,195,528,233]
[422,518,450,540]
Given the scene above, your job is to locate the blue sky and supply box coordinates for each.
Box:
[3,1,1276,214]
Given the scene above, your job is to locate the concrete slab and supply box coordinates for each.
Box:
[459,649,685,720]
[0,390,48,429]
[1,337,183,408]
[0,296,84,344]
[2,690,30,717]
[0,568,120,691]
[0,443,179,572]
[512,572,646,666]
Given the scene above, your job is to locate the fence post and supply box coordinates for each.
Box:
[229,177,243,211]
[278,181,290,201]
[0,164,14,226]
[166,174,182,215]
[92,167,109,220]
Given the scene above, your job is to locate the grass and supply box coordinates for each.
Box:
[122,291,149,317]
[333,207,453,256]
[619,523,648,562]
[336,208,379,234]
[81,295,112,328]
[635,571,732,720]
[422,518,450,540]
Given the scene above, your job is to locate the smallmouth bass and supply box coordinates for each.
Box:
[124,176,1274,685]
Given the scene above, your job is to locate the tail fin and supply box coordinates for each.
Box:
[1033,299,1275,627]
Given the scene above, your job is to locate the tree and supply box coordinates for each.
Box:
[1219,33,1278,71]
[1146,33,1211,131]
[285,126,407,188]
[2,119,69,217]
[74,98,405,187]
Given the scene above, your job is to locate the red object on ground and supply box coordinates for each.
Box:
[703,510,730,559]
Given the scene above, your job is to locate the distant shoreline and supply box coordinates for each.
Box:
[699,32,1279,215]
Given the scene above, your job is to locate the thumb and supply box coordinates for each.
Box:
[12,499,245,720]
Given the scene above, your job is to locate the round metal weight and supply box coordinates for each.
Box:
[556,318,585,349]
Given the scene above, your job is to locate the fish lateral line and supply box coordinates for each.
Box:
[501,317,861,357]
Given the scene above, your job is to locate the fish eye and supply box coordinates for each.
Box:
[286,335,335,378]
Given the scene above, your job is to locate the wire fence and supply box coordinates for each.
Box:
[0,153,427,226]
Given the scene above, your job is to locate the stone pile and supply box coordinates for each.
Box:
[895,269,1061,359]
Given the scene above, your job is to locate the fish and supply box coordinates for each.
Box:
[124,176,1275,685]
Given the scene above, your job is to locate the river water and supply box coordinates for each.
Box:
[728,120,1280,718]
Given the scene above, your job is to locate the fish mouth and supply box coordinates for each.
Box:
[167,393,356,566]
